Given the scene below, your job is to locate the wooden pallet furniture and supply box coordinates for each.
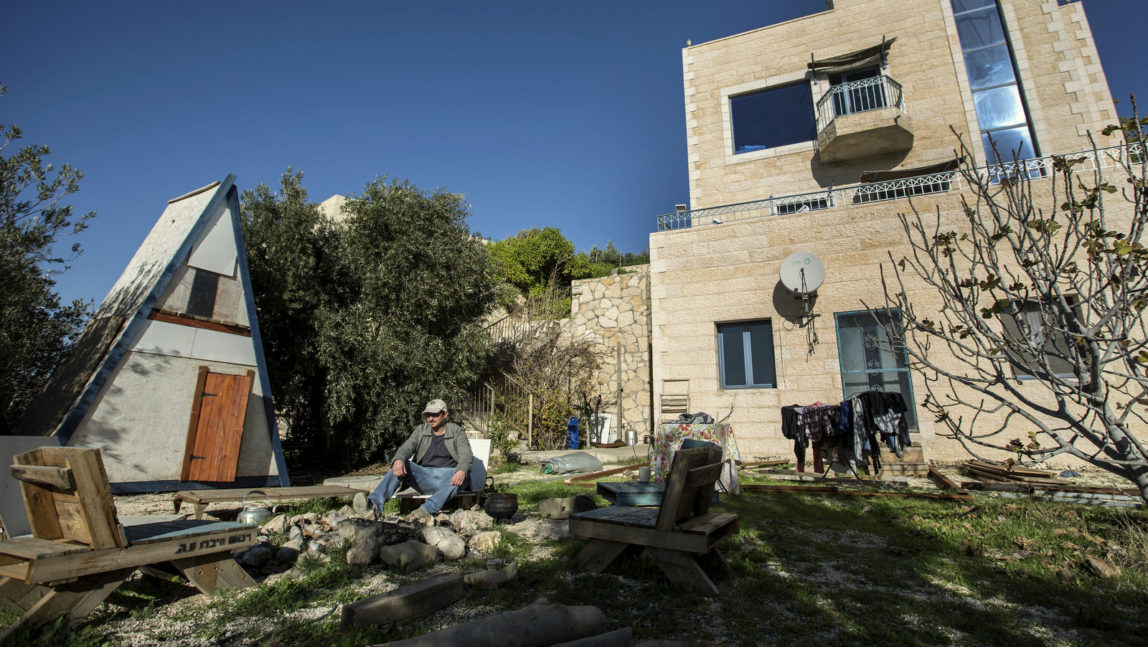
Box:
[569,446,739,595]
[173,484,370,519]
[0,448,257,638]
[395,439,491,514]
[660,379,690,421]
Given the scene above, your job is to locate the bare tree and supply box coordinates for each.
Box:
[876,115,1148,501]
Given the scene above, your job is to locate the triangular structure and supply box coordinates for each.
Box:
[19,176,289,493]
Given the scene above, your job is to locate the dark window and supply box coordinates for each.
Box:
[717,321,777,388]
[829,68,885,118]
[186,269,220,319]
[1000,301,1077,378]
[852,175,953,204]
[835,310,918,430]
[731,83,817,154]
[775,196,832,215]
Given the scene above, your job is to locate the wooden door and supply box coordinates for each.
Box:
[181,368,254,482]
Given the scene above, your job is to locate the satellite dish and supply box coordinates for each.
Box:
[779,252,826,295]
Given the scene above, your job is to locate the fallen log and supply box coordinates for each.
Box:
[742,484,972,502]
[342,573,463,629]
[564,462,648,485]
[551,627,633,647]
[374,598,605,647]
[927,466,967,494]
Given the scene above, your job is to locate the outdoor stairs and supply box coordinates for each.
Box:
[878,433,928,477]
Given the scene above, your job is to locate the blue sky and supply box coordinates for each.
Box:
[3,1,1145,306]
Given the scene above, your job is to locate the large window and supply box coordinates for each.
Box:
[731,83,817,154]
[835,310,918,430]
[1000,301,1077,378]
[717,320,777,388]
[950,0,1039,167]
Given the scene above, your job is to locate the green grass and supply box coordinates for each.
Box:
[8,481,1148,646]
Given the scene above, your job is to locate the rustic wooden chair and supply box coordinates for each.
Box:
[0,447,257,638]
[568,445,739,595]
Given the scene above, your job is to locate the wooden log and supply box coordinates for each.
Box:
[927,466,967,494]
[10,465,74,491]
[741,484,972,502]
[373,598,605,647]
[563,462,648,485]
[343,573,464,629]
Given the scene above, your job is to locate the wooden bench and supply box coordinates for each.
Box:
[394,439,491,514]
[173,484,369,519]
[569,446,739,595]
[0,448,257,639]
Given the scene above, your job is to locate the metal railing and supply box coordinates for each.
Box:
[656,143,1139,231]
[815,75,905,132]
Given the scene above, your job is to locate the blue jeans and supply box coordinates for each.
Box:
[367,461,460,515]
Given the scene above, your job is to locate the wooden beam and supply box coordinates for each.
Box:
[148,309,251,337]
[563,462,648,485]
[927,466,967,494]
[341,573,463,629]
[10,466,74,491]
[741,484,972,502]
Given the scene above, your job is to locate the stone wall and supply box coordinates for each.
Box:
[566,267,653,439]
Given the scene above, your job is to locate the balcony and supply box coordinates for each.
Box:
[815,75,913,163]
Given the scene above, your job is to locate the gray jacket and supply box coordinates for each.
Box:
[393,421,473,474]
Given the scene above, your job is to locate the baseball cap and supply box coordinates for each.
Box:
[423,399,447,415]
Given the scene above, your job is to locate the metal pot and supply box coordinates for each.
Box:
[238,490,276,526]
[483,492,519,522]
[625,429,638,446]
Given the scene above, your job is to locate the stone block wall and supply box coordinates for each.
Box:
[566,267,653,438]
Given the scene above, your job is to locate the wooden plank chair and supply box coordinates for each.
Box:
[569,446,739,595]
[0,447,257,638]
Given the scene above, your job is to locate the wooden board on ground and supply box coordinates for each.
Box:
[341,573,463,628]
[173,485,368,518]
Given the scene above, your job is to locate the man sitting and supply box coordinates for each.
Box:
[367,399,474,521]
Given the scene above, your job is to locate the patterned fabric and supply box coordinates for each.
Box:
[653,423,741,493]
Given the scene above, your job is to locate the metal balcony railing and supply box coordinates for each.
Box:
[815,75,905,132]
[656,143,1140,231]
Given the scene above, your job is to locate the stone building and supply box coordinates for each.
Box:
[647,0,1128,463]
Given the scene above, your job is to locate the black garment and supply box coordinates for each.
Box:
[419,433,457,468]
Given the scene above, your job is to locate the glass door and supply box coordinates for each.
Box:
[834,310,917,429]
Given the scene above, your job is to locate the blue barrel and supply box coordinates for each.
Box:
[565,417,579,449]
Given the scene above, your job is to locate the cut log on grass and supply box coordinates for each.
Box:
[374,597,605,647]
[564,463,649,485]
[342,573,463,629]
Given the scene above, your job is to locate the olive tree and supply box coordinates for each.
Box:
[877,116,1148,501]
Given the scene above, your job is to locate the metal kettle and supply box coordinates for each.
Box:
[238,490,276,525]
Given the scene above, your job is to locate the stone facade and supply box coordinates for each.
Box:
[649,0,1130,463]
[566,267,652,440]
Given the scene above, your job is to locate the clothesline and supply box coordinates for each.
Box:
[780,390,911,478]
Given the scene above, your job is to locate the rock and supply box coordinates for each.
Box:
[308,540,326,555]
[338,504,356,517]
[323,510,349,530]
[469,531,502,554]
[538,495,597,519]
[1083,555,1121,578]
[282,538,304,552]
[288,525,304,544]
[238,545,272,568]
[337,518,379,542]
[277,545,300,564]
[449,508,494,533]
[262,514,288,534]
[352,492,369,516]
[339,518,389,566]
[420,528,467,561]
[379,540,441,572]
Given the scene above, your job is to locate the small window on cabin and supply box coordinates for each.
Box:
[731,82,817,154]
[717,320,778,388]
[186,269,220,319]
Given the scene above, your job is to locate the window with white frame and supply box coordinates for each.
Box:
[717,320,777,388]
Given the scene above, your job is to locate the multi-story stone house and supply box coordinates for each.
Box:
[648,0,1127,465]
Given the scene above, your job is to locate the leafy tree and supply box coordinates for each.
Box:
[240,171,340,455]
[877,117,1148,501]
[243,174,499,465]
[1,85,92,434]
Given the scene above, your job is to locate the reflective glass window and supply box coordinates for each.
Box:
[964,45,1015,89]
[973,85,1025,130]
[952,0,995,12]
[731,83,817,153]
[981,126,1035,166]
[955,7,1005,49]
[835,310,918,430]
[718,321,777,388]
